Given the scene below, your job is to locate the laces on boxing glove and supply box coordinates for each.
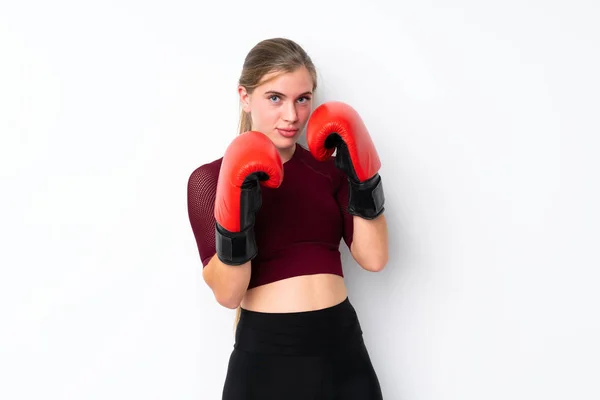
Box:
[215,174,265,265]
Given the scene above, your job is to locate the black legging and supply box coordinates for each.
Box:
[222,297,383,399]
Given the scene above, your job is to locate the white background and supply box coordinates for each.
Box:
[1,1,599,399]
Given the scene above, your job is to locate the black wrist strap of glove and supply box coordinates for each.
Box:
[214,176,263,266]
[215,223,257,265]
[348,173,385,220]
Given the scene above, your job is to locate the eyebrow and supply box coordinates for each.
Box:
[264,90,313,98]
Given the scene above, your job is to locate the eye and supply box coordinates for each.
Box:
[297,96,311,104]
[269,95,280,103]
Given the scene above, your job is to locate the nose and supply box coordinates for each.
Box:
[282,101,298,123]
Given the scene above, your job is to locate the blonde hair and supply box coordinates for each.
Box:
[233,38,318,333]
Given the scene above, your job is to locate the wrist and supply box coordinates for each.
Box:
[348,173,385,220]
[215,223,258,265]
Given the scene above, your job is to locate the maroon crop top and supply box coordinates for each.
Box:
[187,142,354,289]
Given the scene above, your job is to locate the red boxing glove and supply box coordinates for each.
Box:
[214,131,284,265]
[306,101,385,219]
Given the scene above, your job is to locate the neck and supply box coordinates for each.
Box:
[280,143,297,164]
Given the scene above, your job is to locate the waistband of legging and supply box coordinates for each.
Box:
[233,297,364,356]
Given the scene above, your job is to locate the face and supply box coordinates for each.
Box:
[239,67,314,158]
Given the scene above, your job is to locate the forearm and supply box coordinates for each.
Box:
[202,254,251,309]
[350,213,389,272]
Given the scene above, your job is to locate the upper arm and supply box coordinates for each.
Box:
[187,163,219,267]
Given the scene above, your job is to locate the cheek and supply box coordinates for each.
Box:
[256,102,275,116]
[251,103,279,129]
[298,106,312,122]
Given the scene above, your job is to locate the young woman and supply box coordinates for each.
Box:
[187,37,388,399]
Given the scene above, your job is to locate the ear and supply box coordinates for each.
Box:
[238,85,251,113]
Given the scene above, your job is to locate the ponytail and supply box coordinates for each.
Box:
[238,109,252,135]
[233,306,241,334]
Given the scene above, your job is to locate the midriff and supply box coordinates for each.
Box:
[240,273,347,313]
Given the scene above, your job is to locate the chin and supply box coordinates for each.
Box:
[279,139,299,150]
[273,135,298,148]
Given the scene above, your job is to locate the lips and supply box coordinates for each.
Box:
[276,128,298,138]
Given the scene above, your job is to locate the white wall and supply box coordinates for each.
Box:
[1,1,599,399]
